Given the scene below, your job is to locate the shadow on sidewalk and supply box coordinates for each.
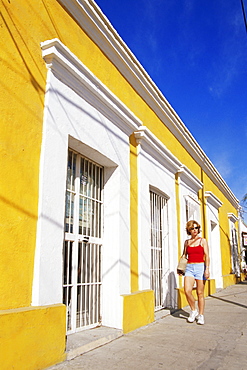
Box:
[170,309,189,320]
[209,295,247,309]
[208,281,247,309]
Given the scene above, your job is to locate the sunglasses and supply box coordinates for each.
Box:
[190,226,199,231]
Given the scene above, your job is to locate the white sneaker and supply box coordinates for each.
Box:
[197,314,205,325]
[187,310,198,323]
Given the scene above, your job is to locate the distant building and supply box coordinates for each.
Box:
[0,1,244,368]
[240,220,247,267]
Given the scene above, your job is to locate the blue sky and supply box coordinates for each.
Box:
[94,0,247,219]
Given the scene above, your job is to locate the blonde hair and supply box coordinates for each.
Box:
[186,220,201,236]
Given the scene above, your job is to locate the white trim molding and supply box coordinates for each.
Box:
[41,38,142,136]
[228,213,238,223]
[184,194,200,206]
[134,126,182,174]
[205,191,223,209]
[177,165,203,192]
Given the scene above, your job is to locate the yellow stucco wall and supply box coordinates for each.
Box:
[222,274,238,288]
[1,0,45,310]
[129,134,139,293]
[122,290,155,334]
[0,304,66,370]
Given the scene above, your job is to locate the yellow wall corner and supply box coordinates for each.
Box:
[122,290,154,334]
[222,274,239,288]
[0,304,66,370]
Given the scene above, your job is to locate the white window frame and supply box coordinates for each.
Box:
[32,39,141,330]
[205,191,223,288]
[134,126,181,309]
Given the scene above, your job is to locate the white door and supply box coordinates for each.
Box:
[63,150,103,333]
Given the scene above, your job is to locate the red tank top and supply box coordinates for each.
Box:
[187,245,204,263]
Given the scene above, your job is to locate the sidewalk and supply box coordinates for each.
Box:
[48,282,247,370]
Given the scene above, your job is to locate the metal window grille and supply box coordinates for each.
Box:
[63,149,103,333]
[150,190,167,310]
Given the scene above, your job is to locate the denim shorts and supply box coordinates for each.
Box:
[185,263,205,280]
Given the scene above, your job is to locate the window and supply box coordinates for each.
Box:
[185,195,200,222]
[63,149,103,333]
[150,189,168,310]
[228,213,240,277]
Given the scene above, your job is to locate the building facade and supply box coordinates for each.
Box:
[0,0,244,368]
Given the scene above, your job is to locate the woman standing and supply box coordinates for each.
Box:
[181,220,210,325]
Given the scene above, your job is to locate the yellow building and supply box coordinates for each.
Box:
[0,1,243,368]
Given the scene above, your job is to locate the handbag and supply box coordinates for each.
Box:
[177,255,188,275]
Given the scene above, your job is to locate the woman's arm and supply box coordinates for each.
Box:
[177,240,188,276]
[202,238,210,279]
[182,240,188,257]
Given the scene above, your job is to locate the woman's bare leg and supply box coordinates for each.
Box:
[196,279,205,315]
[184,276,196,310]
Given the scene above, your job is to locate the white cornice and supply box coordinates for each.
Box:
[204,191,223,209]
[134,126,181,174]
[41,38,142,136]
[177,165,203,192]
[184,194,201,206]
[228,213,238,223]
[57,0,239,208]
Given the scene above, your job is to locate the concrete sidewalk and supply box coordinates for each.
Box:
[48,282,247,370]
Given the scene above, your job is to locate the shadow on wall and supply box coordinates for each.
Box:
[163,271,178,310]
